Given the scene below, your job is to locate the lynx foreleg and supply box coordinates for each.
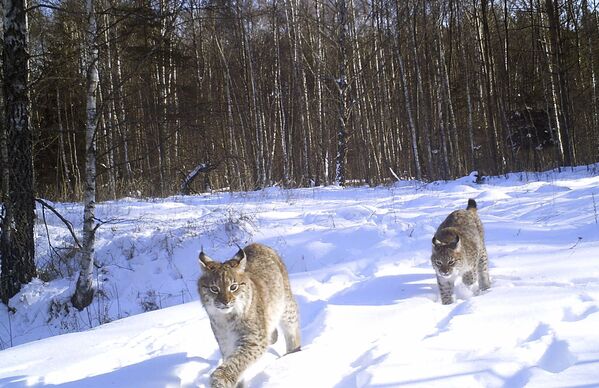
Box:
[210,336,268,388]
[436,275,454,305]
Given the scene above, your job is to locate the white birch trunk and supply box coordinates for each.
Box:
[335,0,348,186]
[273,2,289,184]
[72,0,99,311]
[393,13,421,180]
[411,4,434,179]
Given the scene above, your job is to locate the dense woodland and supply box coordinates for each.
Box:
[3,0,599,199]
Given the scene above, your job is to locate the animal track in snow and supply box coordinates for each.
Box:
[424,301,472,339]
[524,322,552,343]
[519,322,577,374]
[537,336,577,373]
[562,305,599,322]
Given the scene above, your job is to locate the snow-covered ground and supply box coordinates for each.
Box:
[1,166,599,387]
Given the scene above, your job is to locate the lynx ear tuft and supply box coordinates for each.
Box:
[448,234,460,249]
[229,247,247,272]
[432,234,460,249]
[467,199,477,210]
[199,250,216,270]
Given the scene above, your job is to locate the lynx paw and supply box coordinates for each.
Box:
[210,366,237,388]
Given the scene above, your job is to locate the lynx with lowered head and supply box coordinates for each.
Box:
[198,243,301,388]
[431,199,491,304]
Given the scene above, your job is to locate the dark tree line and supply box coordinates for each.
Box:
[11,0,599,199]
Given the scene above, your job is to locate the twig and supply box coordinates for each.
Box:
[388,167,401,182]
[592,193,598,224]
[569,237,582,250]
[35,198,82,249]
[39,203,67,265]
[7,304,14,348]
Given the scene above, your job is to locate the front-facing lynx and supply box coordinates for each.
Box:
[431,199,491,304]
[198,243,301,388]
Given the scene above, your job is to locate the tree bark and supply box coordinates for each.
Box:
[56,88,74,198]
[544,0,574,166]
[411,3,434,179]
[335,0,348,186]
[72,0,99,311]
[394,0,421,180]
[1,0,36,304]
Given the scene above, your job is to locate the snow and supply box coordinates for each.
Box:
[2,165,599,387]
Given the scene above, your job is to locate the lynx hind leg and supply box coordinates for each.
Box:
[478,250,491,291]
[436,275,454,305]
[280,297,301,354]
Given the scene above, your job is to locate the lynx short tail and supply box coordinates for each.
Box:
[467,199,477,210]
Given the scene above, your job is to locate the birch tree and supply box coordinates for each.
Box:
[544,0,574,166]
[72,0,99,311]
[335,0,349,186]
[394,0,421,180]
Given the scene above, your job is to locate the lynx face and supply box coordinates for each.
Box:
[431,229,461,277]
[198,250,249,315]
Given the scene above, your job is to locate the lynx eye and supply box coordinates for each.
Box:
[209,286,219,294]
[229,283,239,292]
[435,260,443,267]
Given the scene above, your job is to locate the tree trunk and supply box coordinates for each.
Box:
[1,0,36,304]
[214,36,242,189]
[435,51,450,180]
[315,0,328,184]
[114,45,132,184]
[72,0,99,311]
[56,88,73,198]
[411,3,434,179]
[335,0,348,186]
[272,1,289,185]
[465,66,477,173]
[544,0,574,166]
[477,0,504,174]
[100,15,118,199]
[394,0,421,180]
[439,27,461,176]
[237,1,266,188]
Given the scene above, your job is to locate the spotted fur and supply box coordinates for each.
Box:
[431,199,491,304]
[198,243,301,388]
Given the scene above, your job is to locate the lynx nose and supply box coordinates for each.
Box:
[217,296,234,309]
[439,269,452,277]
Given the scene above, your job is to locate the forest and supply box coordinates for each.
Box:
[4,0,599,201]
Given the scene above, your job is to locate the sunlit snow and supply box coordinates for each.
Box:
[1,166,599,387]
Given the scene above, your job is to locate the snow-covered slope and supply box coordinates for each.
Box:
[1,166,599,387]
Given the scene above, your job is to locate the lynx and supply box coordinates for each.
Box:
[198,243,301,388]
[431,199,491,305]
